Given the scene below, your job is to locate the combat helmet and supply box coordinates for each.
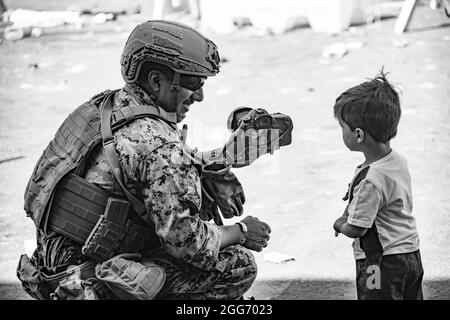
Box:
[121,20,221,87]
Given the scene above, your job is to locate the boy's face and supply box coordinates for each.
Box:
[338,117,359,151]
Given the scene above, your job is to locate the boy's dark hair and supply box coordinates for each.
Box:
[333,69,401,143]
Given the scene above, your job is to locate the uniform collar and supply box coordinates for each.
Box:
[123,83,158,106]
[119,84,179,128]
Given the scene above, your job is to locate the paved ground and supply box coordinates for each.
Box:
[1,3,449,299]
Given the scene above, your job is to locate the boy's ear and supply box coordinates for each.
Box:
[354,128,365,143]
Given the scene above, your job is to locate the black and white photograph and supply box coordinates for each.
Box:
[0,0,449,307]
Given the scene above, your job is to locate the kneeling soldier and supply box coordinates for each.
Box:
[17,20,279,300]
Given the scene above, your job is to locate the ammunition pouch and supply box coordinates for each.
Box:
[16,253,106,300]
[95,253,166,300]
[44,173,158,262]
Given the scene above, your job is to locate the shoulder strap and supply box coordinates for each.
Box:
[111,104,178,129]
[99,92,149,224]
[99,90,179,226]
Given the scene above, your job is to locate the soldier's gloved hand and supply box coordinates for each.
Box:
[199,187,222,225]
[221,121,281,168]
[240,216,271,252]
[201,162,245,219]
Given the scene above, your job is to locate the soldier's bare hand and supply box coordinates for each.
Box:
[240,216,271,252]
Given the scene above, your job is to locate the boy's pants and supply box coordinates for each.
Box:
[356,250,424,300]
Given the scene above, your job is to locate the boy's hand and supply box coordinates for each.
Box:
[333,216,348,237]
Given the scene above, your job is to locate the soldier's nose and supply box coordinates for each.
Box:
[192,88,203,102]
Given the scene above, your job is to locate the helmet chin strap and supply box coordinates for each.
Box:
[170,72,181,113]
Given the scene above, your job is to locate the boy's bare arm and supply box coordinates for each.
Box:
[333,206,350,236]
[339,223,367,238]
[333,206,367,238]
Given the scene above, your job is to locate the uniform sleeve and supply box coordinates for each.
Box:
[347,179,383,229]
[136,142,223,271]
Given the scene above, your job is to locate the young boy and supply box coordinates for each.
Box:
[332,70,424,300]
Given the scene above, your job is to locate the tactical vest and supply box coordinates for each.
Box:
[344,166,383,265]
[24,89,178,261]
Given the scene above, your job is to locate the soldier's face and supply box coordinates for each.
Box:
[159,74,205,122]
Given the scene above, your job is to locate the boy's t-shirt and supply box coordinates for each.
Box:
[346,149,420,260]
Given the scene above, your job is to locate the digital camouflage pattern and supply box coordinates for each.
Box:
[150,244,256,299]
[35,83,256,299]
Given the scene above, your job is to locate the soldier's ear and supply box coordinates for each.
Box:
[147,70,162,92]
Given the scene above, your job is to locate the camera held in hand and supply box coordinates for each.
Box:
[227,107,293,150]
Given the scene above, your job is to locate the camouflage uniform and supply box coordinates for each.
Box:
[35,83,257,299]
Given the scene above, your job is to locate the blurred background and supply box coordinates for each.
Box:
[0,0,449,299]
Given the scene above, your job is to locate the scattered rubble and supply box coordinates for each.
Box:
[393,38,410,48]
[1,8,117,41]
[321,43,348,60]
[3,25,42,41]
[264,252,295,264]
[6,9,82,28]
[321,40,366,60]
[28,63,39,69]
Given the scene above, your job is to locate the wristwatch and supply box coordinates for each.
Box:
[236,222,247,244]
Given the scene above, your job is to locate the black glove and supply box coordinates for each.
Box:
[200,162,245,222]
[199,186,222,225]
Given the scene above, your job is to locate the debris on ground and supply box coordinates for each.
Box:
[3,25,42,40]
[393,38,410,48]
[28,63,39,69]
[321,43,348,59]
[264,252,295,264]
[91,13,115,25]
[233,17,253,29]
[6,9,82,28]
[321,40,366,60]
[1,8,118,41]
